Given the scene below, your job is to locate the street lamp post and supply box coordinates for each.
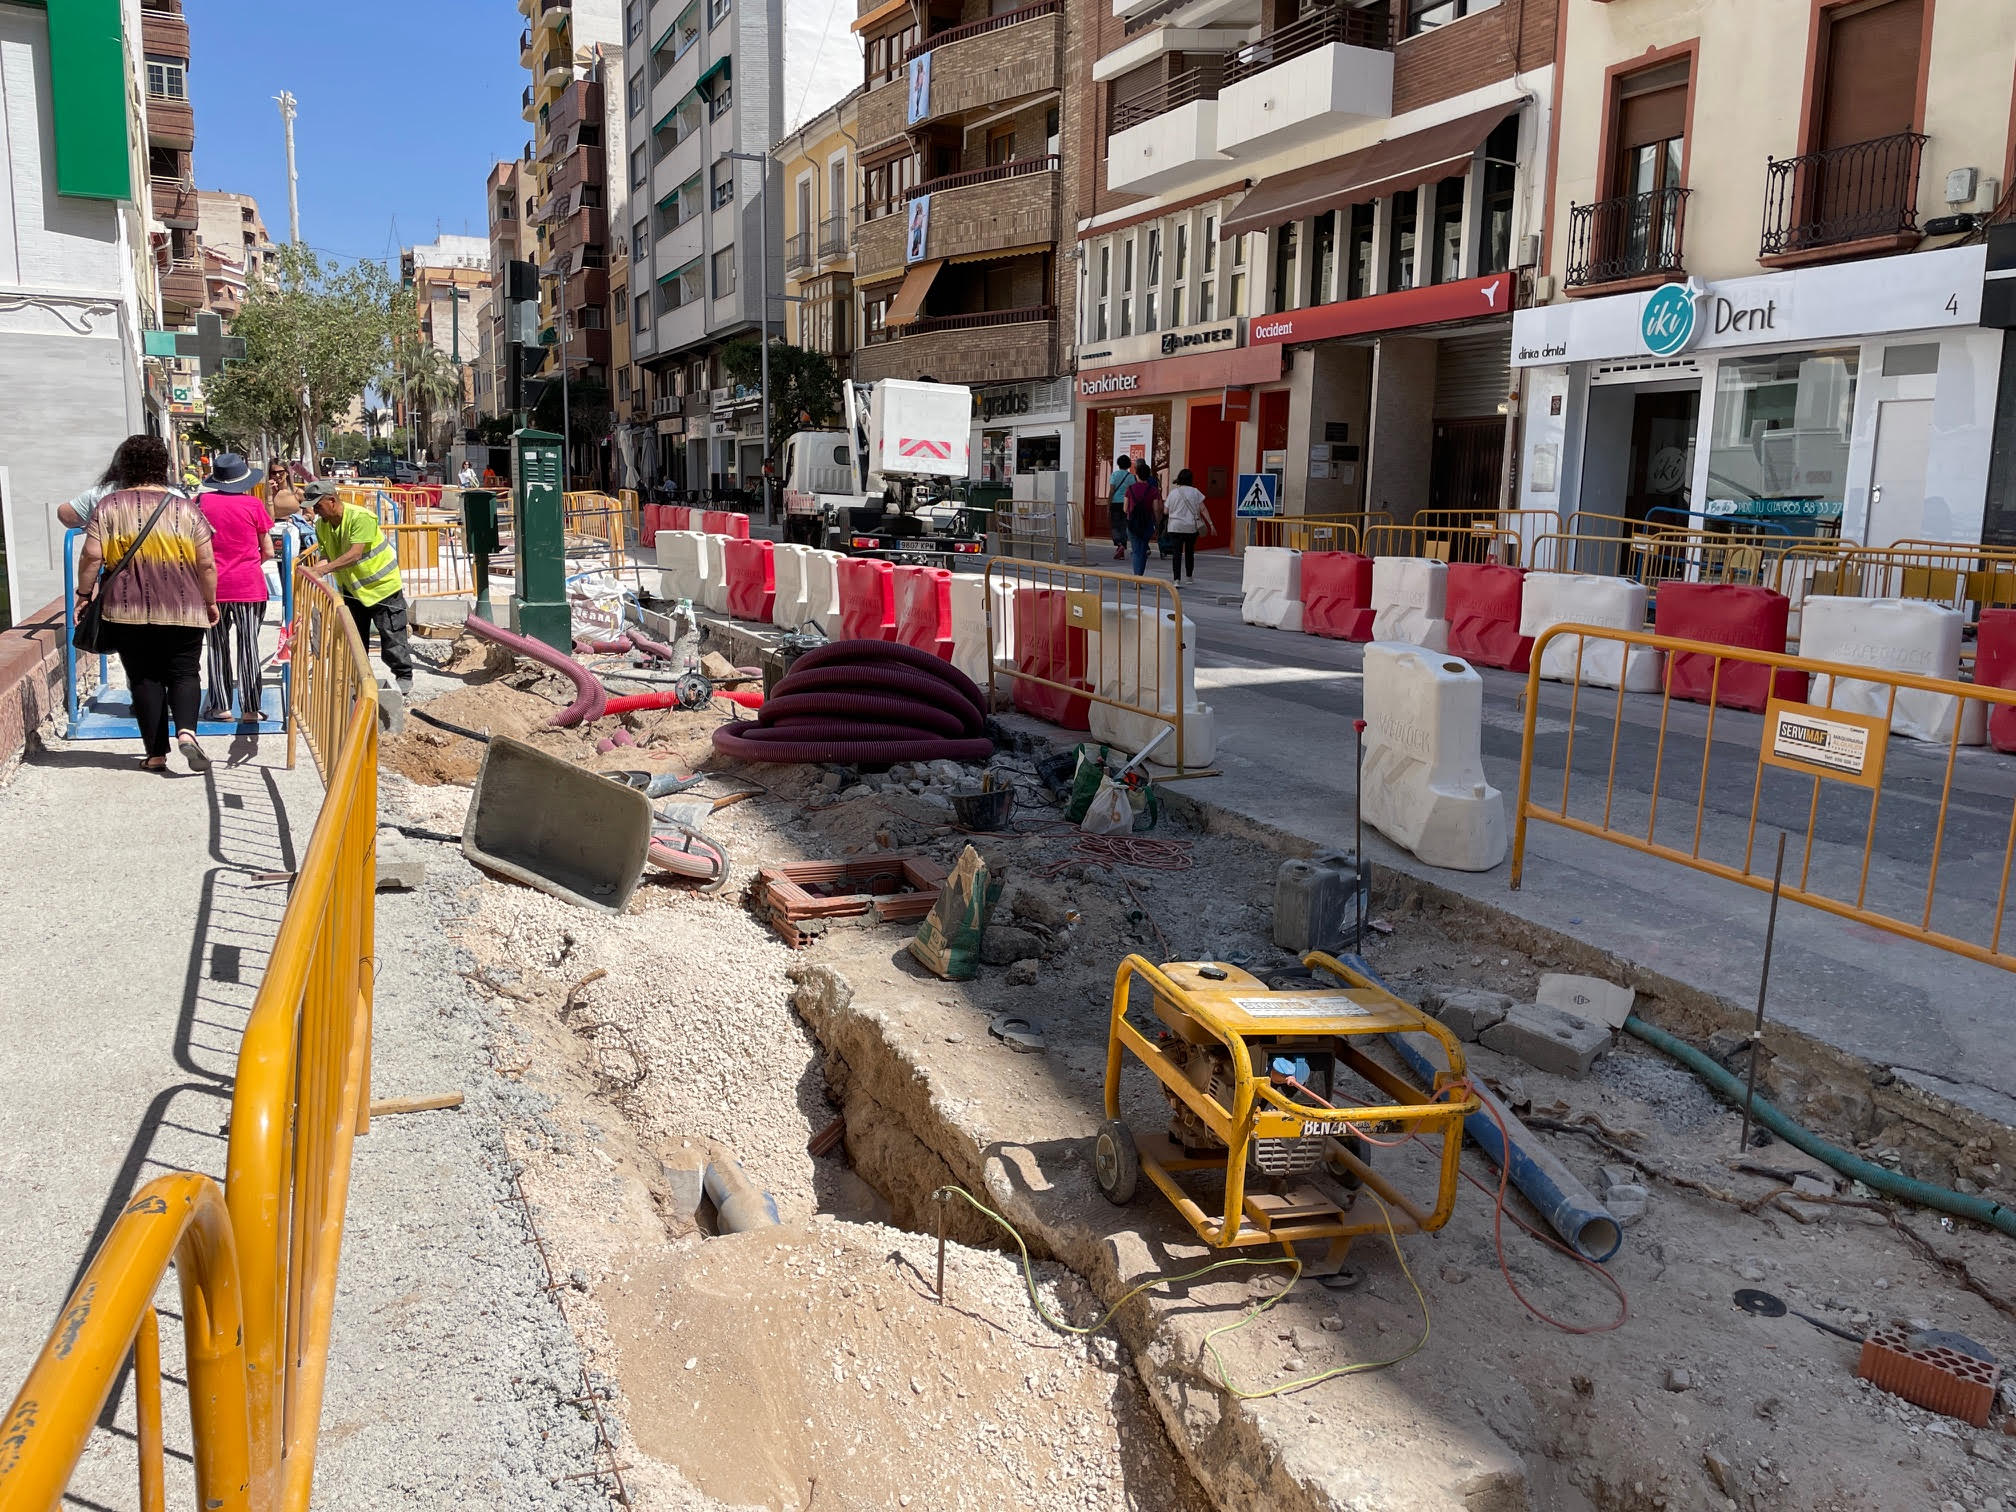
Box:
[725,150,773,523]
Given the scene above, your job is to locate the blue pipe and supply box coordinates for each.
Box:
[1330,955,1624,1264]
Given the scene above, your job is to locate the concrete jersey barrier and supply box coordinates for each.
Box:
[1370,557,1450,651]
[1802,596,1987,745]
[1359,643,1506,872]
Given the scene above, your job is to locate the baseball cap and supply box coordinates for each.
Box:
[302,480,339,501]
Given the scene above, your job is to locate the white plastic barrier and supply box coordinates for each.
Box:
[1802,596,1987,745]
[771,543,812,630]
[1370,557,1449,650]
[802,549,844,638]
[1519,573,1661,692]
[1087,605,1217,768]
[700,537,731,613]
[1241,547,1304,632]
[1360,643,1506,872]
[948,573,990,691]
[654,531,711,605]
[987,574,1019,673]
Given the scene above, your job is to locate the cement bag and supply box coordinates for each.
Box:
[908,844,1002,982]
[1080,776,1131,835]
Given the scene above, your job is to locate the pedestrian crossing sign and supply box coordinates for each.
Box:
[1235,472,1279,518]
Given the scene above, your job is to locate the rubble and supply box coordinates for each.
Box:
[1479,1000,1612,1076]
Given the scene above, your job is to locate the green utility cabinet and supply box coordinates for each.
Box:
[511,429,569,651]
[460,487,499,622]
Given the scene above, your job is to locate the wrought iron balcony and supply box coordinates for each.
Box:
[1760,131,1928,261]
[904,154,1057,201]
[785,231,811,272]
[1222,5,1392,88]
[819,212,848,258]
[865,304,1053,343]
[904,0,1058,61]
[1565,187,1691,289]
[1109,65,1221,134]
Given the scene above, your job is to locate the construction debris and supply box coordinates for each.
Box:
[751,854,947,949]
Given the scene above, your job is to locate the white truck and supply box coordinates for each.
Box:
[779,378,987,567]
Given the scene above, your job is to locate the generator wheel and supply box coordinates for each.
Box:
[1325,1133,1369,1191]
[1094,1120,1139,1205]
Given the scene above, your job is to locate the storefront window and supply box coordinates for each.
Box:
[1706,349,1859,526]
[1309,210,1336,306]
[981,429,1010,484]
[1347,203,1374,300]
[1016,434,1061,473]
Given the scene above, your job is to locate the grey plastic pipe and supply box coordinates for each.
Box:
[463,614,608,727]
[1624,1015,2016,1240]
[1330,955,1624,1263]
[703,1157,780,1233]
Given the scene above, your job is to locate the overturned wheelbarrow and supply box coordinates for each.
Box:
[463,736,654,912]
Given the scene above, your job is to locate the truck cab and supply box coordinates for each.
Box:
[780,430,857,526]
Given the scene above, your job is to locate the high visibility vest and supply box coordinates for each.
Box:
[318,504,403,607]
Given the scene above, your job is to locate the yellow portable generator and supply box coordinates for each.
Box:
[1095,953,1476,1267]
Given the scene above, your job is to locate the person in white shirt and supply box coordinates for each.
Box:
[458,461,479,488]
[1160,469,1212,583]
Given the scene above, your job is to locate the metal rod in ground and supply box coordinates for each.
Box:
[1353,717,1367,949]
[936,1192,947,1304]
[1739,831,1789,1154]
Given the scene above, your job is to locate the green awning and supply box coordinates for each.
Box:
[656,185,680,209]
[651,21,677,51]
[697,54,731,93]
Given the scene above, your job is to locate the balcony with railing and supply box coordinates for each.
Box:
[856,306,1055,385]
[857,157,1058,279]
[786,230,811,273]
[652,394,684,417]
[900,0,1061,130]
[158,260,205,312]
[546,78,602,144]
[151,177,198,227]
[519,27,534,64]
[1216,4,1393,159]
[1107,65,1226,195]
[141,4,189,57]
[546,141,605,198]
[522,84,536,121]
[540,47,573,92]
[819,211,849,259]
[146,95,195,149]
[1564,186,1692,293]
[1759,131,1928,267]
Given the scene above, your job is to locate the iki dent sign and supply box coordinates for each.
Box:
[1640,278,1707,358]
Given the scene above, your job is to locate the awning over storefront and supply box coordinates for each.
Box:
[851,0,911,31]
[1220,103,1519,240]
[946,242,1050,265]
[883,259,944,327]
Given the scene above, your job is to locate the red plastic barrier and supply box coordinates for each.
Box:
[664,505,691,531]
[640,504,662,541]
[1299,552,1375,641]
[836,556,897,641]
[1978,608,2016,753]
[893,565,955,661]
[699,509,751,539]
[1447,563,1533,672]
[723,537,777,623]
[1012,586,1091,729]
[1654,583,1805,713]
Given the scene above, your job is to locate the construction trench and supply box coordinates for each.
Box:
[374,614,2016,1512]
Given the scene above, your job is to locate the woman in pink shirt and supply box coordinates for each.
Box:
[196,453,275,722]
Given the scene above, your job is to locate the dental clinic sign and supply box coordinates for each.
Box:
[1511,246,1987,368]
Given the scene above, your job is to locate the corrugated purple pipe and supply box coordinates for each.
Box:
[464,614,609,727]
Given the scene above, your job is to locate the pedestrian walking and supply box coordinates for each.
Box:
[195,453,274,722]
[1161,468,1213,584]
[72,435,218,773]
[1124,460,1162,577]
[458,460,478,488]
[1107,457,1134,561]
[301,480,414,695]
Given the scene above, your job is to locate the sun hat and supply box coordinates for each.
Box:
[203,452,267,494]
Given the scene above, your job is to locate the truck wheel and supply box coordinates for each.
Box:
[1094,1120,1139,1205]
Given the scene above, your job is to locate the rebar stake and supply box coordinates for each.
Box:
[1739,832,1789,1154]
[1353,718,1368,949]
[935,1190,948,1304]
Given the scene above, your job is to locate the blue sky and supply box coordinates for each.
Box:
[186,0,527,268]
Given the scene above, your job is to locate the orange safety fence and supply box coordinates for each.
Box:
[0,564,379,1512]
[1245,514,1363,554]
[1511,623,2016,974]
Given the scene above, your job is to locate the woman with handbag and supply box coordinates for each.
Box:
[73,435,220,773]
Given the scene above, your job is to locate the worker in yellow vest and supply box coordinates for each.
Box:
[301,479,414,695]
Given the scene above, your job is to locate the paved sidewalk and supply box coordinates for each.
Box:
[1163,548,2016,1120]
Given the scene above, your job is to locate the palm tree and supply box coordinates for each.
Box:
[378,336,462,463]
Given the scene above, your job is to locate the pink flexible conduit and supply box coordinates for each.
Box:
[463,615,609,727]
[711,639,993,766]
[603,688,763,715]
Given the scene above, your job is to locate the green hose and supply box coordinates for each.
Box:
[1623,1015,2016,1240]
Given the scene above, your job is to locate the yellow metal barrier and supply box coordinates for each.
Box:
[1802,546,2016,615]
[1623,529,1786,590]
[0,568,379,1512]
[385,520,478,599]
[983,558,1212,772]
[1246,514,1364,554]
[1510,623,2016,973]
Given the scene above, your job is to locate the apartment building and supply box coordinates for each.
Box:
[776,89,859,370]
[478,158,539,420]
[139,0,200,325]
[1514,0,2016,551]
[851,0,1082,479]
[1,0,168,625]
[1072,0,1555,540]
[194,189,278,319]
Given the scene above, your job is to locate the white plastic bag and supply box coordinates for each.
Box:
[1080,775,1131,835]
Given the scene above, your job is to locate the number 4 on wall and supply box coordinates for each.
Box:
[1947,294,1960,315]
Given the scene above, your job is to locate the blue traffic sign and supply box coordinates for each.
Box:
[1235,472,1279,518]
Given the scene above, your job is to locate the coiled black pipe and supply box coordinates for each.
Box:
[788,640,985,718]
[757,691,976,739]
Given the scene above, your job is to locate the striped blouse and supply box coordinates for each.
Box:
[86,489,215,629]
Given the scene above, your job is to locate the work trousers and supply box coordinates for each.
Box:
[116,625,205,758]
[202,600,265,721]
[344,591,414,682]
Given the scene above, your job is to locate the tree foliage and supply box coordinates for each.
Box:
[532,375,612,455]
[323,431,373,461]
[720,338,842,459]
[203,245,404,461]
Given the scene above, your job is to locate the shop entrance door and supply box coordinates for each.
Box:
[1867,398,1932,547]
[1625,389,1698,524]
[1185,399,1236,551]
[1427,417,1505,519]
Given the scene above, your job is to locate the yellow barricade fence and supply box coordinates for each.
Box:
[1245,514,1363,554]
[1510,623,2016,973]
[1800,546,2016,617]
[384,519,479,599]
[982,559,1213,773]
[1363,520,1527,565]
[1,567,380,1512]
[1623,529,1787,591]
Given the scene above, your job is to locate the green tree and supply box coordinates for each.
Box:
[720,338,842,462]
[324,430,373,462]
[203,245,404,464]
[532,375,613,484]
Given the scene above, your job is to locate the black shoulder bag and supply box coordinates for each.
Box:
[74,493,175,655]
